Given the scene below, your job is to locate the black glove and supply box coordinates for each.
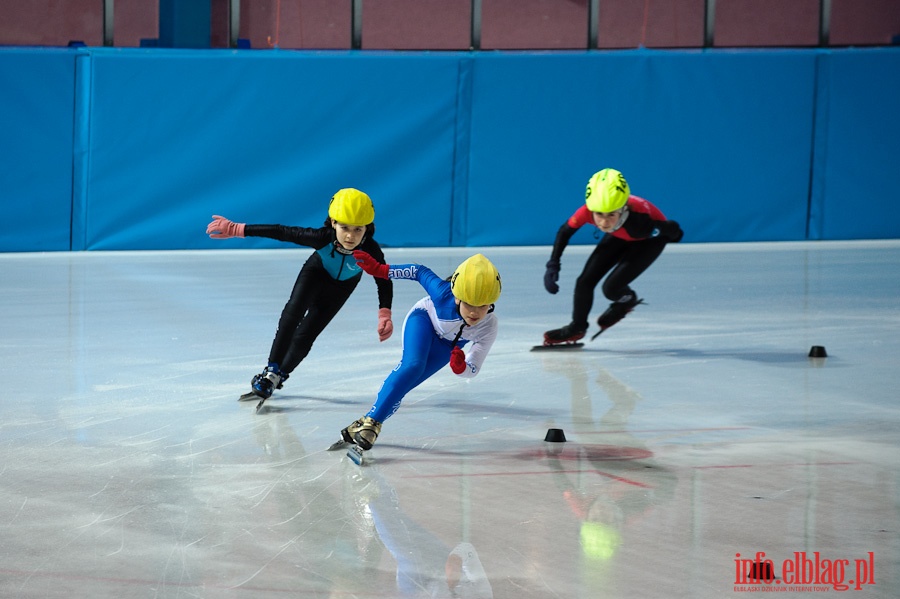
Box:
[658,220,683,243]
[543,259,560,294]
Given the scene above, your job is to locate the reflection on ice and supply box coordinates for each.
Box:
[1,243,898,598]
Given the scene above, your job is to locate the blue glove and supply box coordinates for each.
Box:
[544,259,560,294]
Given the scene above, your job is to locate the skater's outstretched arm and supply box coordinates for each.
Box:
[206,215,333,247]
[206,215,245,238]
[353,250,446,296]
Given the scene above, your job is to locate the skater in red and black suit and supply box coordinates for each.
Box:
[543,168,683,345]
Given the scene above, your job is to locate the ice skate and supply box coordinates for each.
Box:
[328,417,362,451]
[238,391,259,402]
[591,295,644,340]
[327,437,351,451]
[330,416,383,455]
[341,416,382,451]
[249,364,288,400]
[537,322,587,349]
[347,444,367,465]
[335,418,364,447]
[330,417,381,465]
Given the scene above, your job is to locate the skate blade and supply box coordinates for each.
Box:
[531,342,584,352]
[327,439,350,451]
[592,299,644,341]
[255,398,267,413]
[346,445,366,466]
[238,391,260,402]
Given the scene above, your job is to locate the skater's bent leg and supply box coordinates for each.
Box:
[572,238,622,326]
[600,238,666,301]
[366,310,449,423]
[281,290,352,372]
[267,268,321,367]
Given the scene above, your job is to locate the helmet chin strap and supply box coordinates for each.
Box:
[332,240,352,255]
[454,297,494,339]
[452,303,468,347]
[332,237,365,255]
[608,206,629,233]
[451,322,467,348]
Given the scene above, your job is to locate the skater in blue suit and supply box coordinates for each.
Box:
[338,251,502,450]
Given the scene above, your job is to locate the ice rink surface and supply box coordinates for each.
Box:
[1,241,898,598]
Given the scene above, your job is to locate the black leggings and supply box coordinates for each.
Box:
[571,235,667,327]
[268,264,359,374]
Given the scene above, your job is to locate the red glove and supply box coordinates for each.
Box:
[377,308,393,342]
[450,347,467,375]
[207,215,245,239]
[353,250,389,279]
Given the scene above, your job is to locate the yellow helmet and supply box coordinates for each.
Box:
[585,169,630,213]
[451,254,501,307]
[328,188,375,226]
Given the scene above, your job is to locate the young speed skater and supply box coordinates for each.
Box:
[543,168,683,345]
[336,251,502,451]
[206,188,394,401]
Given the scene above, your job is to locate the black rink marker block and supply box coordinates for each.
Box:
[544,428,567,443]
[808,345,828,358]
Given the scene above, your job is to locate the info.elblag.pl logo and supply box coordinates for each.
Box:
[734,551,876,592]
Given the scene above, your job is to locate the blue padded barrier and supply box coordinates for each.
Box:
[0,47,898,252]
[809,48,900,240]
[81,49,462,250]
[0,49,79,252]
[466,50,817,245]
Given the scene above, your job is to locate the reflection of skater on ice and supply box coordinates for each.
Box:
[362,467,494,598]
[541,356,677,565]
[243,414,385,594]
